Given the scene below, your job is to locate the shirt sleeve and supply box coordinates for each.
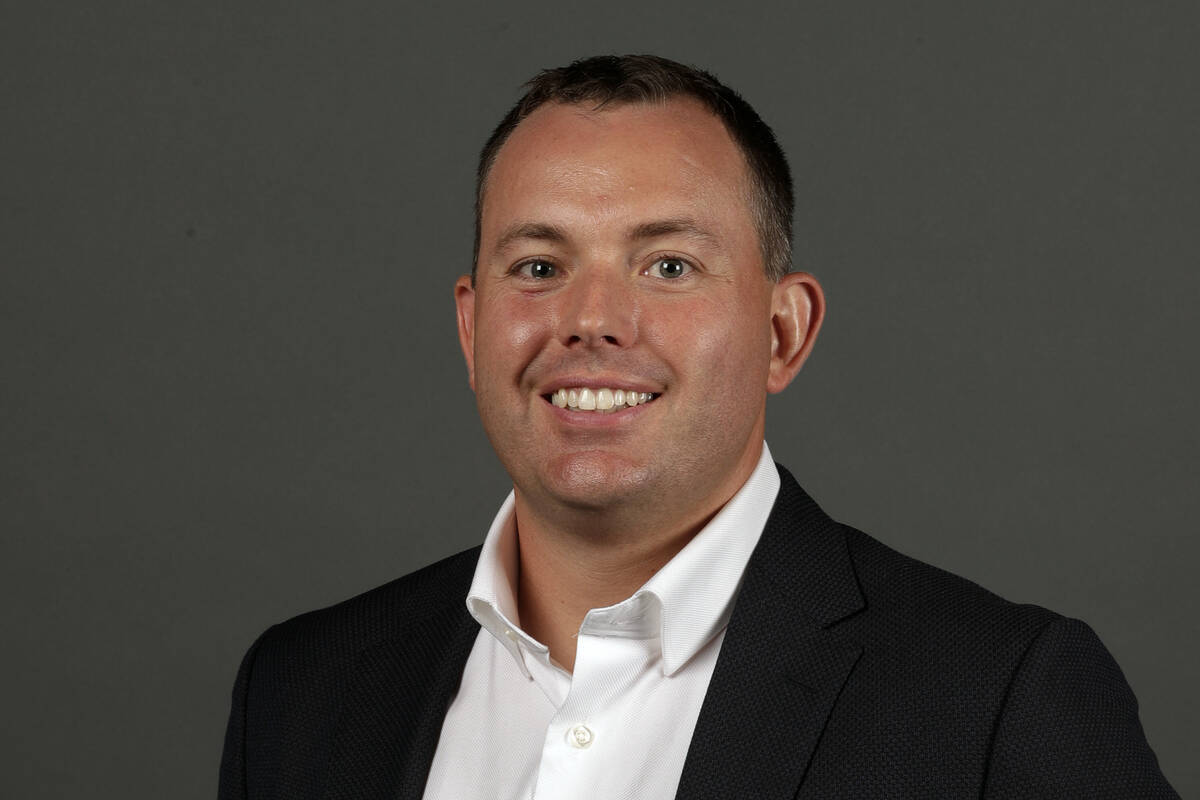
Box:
[983,616,1179,798]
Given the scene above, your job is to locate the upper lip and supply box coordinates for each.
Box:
[538,375,663,395]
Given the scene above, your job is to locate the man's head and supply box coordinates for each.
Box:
[473,55,795,284]
[457,56,823,535]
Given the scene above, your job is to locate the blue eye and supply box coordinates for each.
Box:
[517,259,556,279]
[653,257,692,279]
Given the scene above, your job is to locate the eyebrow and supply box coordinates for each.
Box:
[493,222,569,255]
[493,217,719,256]
[627,218,720,247]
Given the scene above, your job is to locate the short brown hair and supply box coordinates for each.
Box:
[473,54,794,282]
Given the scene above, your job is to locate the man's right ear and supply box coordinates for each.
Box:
[454,275,476,391]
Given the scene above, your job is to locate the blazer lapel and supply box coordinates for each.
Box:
[320,577,480,800]
[676,466,864,800]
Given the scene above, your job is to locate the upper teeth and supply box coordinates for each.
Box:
[551,387,656,411]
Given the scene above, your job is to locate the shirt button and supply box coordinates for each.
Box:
[504,629,518,642]
[568,724,594,749]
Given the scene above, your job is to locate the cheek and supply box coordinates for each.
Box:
[475,298,554,386]
[493,314,543,351]
[647,296,772,382]
[711,329,773,396]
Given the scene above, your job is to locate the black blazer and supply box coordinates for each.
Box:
[218,466,1177,798]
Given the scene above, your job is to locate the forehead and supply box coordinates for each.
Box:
[480,98,756,242]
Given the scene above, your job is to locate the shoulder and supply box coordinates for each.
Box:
[836,525,1155,752]
[813,527,1175,795]
[842,523,1059,641]
[218,547,483,798]
[837,523,1072,687]
[248,545,481,680]
[767,464,1062,653]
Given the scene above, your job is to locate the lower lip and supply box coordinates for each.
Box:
[541,396,658,427]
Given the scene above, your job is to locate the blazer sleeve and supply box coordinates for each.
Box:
[983,616,1179,799]
[218,628,270,800]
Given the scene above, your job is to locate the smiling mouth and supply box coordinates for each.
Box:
[542,387,661,413]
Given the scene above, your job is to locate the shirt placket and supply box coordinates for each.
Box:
[529,608,659,799]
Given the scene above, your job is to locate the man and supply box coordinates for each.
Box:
[218,55,1177,799]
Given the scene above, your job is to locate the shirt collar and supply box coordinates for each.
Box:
[465,442,781,678]
[465,492,543,678]
[637,442,779,673]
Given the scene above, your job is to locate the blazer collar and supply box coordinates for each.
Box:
[744,464,864,628]
[675,464,865,800]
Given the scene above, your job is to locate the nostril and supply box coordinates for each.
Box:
[567,334,621,346]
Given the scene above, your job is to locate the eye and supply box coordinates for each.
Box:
[650,257,693,279]
[515,259,557,279]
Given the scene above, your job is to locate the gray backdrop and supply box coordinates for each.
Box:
[3,2,1196,797]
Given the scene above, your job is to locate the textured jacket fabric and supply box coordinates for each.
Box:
[218,465,1178,799]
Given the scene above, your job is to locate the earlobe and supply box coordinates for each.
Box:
[766,272,825,394]
[454,275,477,391]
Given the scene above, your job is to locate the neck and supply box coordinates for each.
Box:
[511,445,763,672]
[514,503,707,673]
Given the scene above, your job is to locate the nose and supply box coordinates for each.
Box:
[558,265,636,348]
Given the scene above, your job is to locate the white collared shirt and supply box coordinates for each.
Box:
[422,443,781,800]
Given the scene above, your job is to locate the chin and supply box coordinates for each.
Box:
[538,452,654,511]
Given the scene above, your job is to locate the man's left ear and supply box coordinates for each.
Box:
[766,271,825,394]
